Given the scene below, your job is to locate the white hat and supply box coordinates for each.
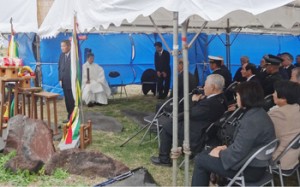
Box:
[208,56,223,61]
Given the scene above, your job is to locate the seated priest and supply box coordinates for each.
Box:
[150,74,228,166]
[82,53,111,107]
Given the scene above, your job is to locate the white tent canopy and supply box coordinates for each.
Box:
[39,0,300,38]
[0,0,38,33]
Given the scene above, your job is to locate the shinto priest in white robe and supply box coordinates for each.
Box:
[82,62,111,104]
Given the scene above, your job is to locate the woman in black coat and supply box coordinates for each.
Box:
[191,81,276,186]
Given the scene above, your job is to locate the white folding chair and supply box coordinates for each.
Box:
[120,97,173,147]
[272,133,300,187]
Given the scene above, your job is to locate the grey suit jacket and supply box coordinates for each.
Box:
[58,53,71,89]
[220,107,276,170]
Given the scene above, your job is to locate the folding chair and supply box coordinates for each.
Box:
[120,97,173,147]
[108,71,128,99]
[227,139,279,187]
[263,94,275,111]
[271,133,300,187]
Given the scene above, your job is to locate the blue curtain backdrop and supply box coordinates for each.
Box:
[39,33,207,95]
[207,33,300,78]
[14,32,300,95]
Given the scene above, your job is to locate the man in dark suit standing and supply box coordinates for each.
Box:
[58,40,74,122]
[154,42,171,99]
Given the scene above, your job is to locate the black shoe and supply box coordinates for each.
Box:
[87,102,94,107]
[157,95,166,100]
[62,119,69,123]
[150,156,171,167]
[94,102,103,106]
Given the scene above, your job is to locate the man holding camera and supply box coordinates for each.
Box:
[151,74,228,166]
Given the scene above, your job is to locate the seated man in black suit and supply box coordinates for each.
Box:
[241,63,260,83]
[209,56,233,102]
[233,56,249,82]
[156,58,197,113]
[169,58,198,99]
[295,55,300,67]
[150,74,228,166]
[261,54,283,96]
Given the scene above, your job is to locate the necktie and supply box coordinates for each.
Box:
[65,54,68,63]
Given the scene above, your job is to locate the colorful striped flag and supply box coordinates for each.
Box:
[8,18,18,118]
[8,18,18,58]
[7,34,18,58]
[61,15,82,145]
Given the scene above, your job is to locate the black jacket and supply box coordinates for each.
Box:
[58,53,71,89]
[262,72,283,96]
[220,107,276,170]
[169,71,198,99]
[213,68,232,89]
[178,93,228,151]
[154,50,170,74]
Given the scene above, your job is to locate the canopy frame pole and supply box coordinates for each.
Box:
[226,19,231,70]
[171,11,179,187]
[181,19,191,187]
[187,21,208,49]
[149,16,172,53]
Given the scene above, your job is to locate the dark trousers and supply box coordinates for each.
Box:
[157,75,170,98]
[191,150,266,186]
[159,122,184,162]
[63,87,75,119]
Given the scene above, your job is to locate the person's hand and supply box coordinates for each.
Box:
[209,145,227,158]
[157,71,161,77]
[192,94,205,102]
[228,103,237,111]
[59,81,62,87]
[162,72,167,78]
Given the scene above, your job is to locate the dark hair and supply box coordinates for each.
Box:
[209,60,221,67]
[87,53,94,58]
[236,81,264,108]
[281,52,294,61]
[245,63,257,75]
[61,39,71,46]
[274,80,300,104]
[154,42,162,47]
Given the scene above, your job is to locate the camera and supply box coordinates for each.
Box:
[192,88,204,95]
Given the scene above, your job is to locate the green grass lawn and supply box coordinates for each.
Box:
[0,88,298,186]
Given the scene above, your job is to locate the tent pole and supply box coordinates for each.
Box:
[171,11,179,187]
[149,16,172,53]
[187,21,208,49]
[226,19,231,71]
[182,19,190,187]
[35,34,42,87]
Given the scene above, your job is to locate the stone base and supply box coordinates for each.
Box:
[58,137,80,151]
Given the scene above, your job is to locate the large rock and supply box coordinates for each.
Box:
[5,155,43,173]
[4,115,55,173]
[45,149,129,178]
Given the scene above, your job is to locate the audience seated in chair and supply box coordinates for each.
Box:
[82,53,111,107]
[291,67,300,84]
[150,74,228,167]
[268,80,300,170]
[191,81,276,186]
[156,58,197,114]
